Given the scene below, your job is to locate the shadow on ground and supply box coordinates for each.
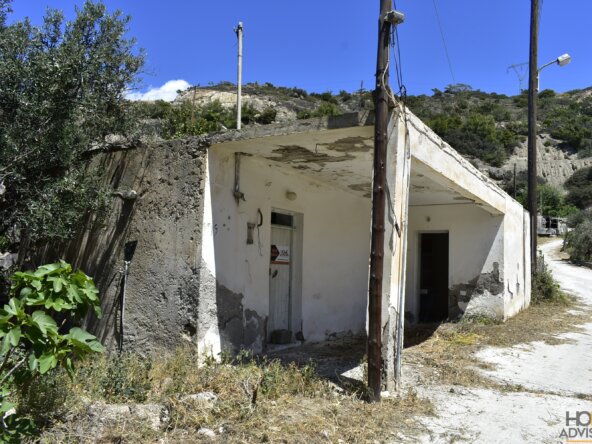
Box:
[264,324,443,394]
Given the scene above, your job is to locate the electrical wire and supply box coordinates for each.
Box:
[431,0,456,85]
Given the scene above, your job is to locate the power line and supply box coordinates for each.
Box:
[431,0,456,84]
[391,0,405,96]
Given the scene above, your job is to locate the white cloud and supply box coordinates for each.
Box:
[126,79,191,102]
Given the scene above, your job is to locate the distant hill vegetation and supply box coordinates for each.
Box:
[134,82,592,170]
[406,84,592,167]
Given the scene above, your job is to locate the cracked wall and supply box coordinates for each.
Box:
[405,204,506,322]
[34,137,210,352]
[198,145,371,358]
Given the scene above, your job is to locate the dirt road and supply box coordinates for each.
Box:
[410,238,592,443]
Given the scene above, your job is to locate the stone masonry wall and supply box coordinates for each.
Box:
[34,137,209,352]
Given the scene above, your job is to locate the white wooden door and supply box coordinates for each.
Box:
[269,224,292,336]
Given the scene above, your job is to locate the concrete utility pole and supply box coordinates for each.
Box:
[235,21,243,130]
[368,0,393,403]
[527,0,539,271]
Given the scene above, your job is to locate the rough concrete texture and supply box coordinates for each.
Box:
[449,263,505,320]
[197,258,267,358]
[35,137,209,352]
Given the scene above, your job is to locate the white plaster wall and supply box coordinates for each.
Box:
[203,147,372,345]
[405,204,504,321]
[503,198,531,318]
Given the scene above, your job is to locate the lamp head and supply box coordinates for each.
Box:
[384,10,405,25]
[557,53,572,67]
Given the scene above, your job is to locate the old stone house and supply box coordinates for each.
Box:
[39,106,531,389]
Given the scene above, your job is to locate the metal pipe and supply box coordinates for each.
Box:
[120,260,130,352]
[394,122,411,387]
[235,22,243,130]
[233,152,245,204]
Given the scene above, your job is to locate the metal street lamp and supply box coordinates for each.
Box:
[527,46,571,272]
[537,53,572,90]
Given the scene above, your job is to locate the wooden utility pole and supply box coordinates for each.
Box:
[235,22,243,130]
[527,0,539,270]
[368,0,392,403]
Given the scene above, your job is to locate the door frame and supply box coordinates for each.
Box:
[416,230,449,322]
[269,208,303,340]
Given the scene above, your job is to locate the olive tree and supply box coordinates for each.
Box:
[0,1,143,246]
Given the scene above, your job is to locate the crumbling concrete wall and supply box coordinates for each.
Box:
[503,200,531,318]
[405,204,505,321]
[197,144,372,358]
[34,137,209,352]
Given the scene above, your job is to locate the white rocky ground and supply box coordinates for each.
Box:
[408,238,592,443]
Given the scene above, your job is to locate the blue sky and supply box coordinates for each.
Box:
[9,1,591,99]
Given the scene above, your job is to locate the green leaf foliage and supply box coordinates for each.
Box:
[565,166,592,209]
[565,210,592,265]
[0,260,104,440]
[0,0,143,244]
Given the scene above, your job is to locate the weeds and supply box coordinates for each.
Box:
[532,265,569,305]
[28,347,432,442]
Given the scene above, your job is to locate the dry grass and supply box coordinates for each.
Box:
[27,348,433,443]
[404,295,591,390]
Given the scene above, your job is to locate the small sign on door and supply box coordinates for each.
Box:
[271,244,290,264]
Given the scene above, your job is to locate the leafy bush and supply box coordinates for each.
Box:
[426,112,519,166]
[162,100,235,138]
[0,1,143,245]
[532,267,565,304]
[310,91,338,104]
[257,107,278,124]
[565,210,592,265]
[538,184,578,217]
[565,166,592,209]
[297,102,343,120]
[0,261,104,441]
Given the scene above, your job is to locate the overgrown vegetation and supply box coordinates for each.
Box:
[565,165,592,209]
[406,85,592,167]
[532,267,567,304]
[132,98,279,138]
[565,209,592,266]
[0,261,103,442]
[0,0,143,250]
[30,348,432,442]
[406,85,524,166]
[500,171,577,217]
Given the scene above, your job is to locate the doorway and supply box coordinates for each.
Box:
[419,232,449,322]
[269,211,296,343]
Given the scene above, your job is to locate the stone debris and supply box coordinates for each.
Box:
[197,427,216,438]
[86,401,169,432]
[180,391,218,408]
[0,252,17,270]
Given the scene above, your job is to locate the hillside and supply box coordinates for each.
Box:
[136,82,592,190]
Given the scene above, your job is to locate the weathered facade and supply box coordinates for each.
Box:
[39,107,531,389]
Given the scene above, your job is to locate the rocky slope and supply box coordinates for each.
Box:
[173,83,592,189]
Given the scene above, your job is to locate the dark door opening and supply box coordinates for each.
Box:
[419,232,449,322]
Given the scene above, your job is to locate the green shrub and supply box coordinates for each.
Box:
[162,100,235,138]
[257,107,277,124]
[565,210,592,265]
[297,102,342,119]
[0,261,104,441]
[310,91,338,104]
[565,166,592,209]
[532,267,565,304]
